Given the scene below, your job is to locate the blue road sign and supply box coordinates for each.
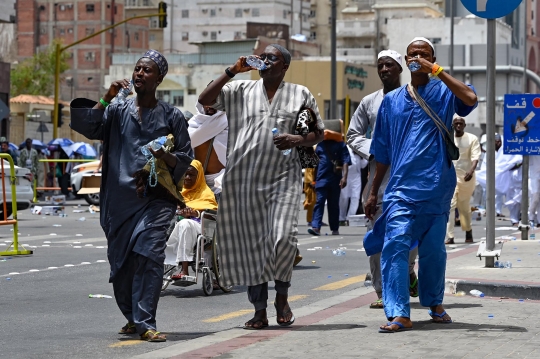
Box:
[504,94,540,155]
[460,0,523,19]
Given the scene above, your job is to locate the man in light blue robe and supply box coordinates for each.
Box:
[364,37,478,333]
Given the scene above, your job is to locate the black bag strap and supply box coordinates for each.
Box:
[407,83,453,138]
[203,138,214,174]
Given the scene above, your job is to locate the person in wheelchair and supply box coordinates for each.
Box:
[164,159,218,280]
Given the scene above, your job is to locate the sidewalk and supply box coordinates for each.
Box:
[445,228,540,300]
[134,230,540,359]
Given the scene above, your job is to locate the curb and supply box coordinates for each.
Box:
[446,278,540,300]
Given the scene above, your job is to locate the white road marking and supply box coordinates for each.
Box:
[29,269,39,272]
[64,264,74,267]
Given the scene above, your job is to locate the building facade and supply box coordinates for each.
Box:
[16,0,149,101]
[125,0,163,52]
[163,0,311,54]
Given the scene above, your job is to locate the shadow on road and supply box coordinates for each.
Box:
[412,320,527,332]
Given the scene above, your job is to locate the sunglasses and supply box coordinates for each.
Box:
[259,53,281,62]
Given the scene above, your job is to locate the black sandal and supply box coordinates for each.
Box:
[274,302,295,327]
[243,318,269,330]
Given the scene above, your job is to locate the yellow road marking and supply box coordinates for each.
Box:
[313,274,366,291]
[202,295,309,323]
[203,309,254,323]
[109,340,143,348]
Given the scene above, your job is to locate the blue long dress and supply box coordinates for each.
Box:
[364,78,477,320]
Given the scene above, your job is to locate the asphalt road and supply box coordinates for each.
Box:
[0,199,509,359]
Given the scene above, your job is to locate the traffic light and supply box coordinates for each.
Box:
[158,2,167,28]
[57,103,64,127]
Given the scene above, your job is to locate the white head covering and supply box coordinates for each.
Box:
[377,50,403,68]
[407,37,435,53]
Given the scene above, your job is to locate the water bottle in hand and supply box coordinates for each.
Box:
[246,55,267,70]
[469,289,484,297]
[141,136,167,157]
[408,61,421,72]
[115,80,133,104]
[271,128,291,155]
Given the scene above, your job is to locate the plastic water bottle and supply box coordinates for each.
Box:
[271,128,291,155]
[332,248,346,256]
[115,80,133,104]
[364,280,372,287]
[141,136,167,157]
[469,289,485,297]
[246,55,266,70]
[494,260,505,268]
[505,261,512,268]
[408,62,421,72]
[89,294,112,299]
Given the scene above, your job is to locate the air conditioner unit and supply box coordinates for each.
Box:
[187,63,194,68]
[59,5,66,11]
[67,4,73,9]
[243,8,250,12]
[202,31,208,36]
[202,8,208,13]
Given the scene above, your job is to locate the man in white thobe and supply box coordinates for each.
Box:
[445,117,481,244]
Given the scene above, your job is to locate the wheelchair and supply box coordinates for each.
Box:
[162,209,232,295]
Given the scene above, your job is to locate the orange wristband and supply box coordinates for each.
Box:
[431,64,441,75]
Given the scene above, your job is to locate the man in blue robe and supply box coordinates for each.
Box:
[70,50,193,341]
[364,38,478,333]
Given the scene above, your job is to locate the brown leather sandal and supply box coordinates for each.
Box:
[118,322,136,334]
[140,330,166,342]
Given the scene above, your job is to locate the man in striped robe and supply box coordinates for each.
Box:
[199,44,324,329]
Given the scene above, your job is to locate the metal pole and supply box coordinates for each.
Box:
[521,0,529,240]
[485,19,496,268]
[449,0,454,76]
[53,42,61,139]
[330,0,337,119]
[169,0,173,52]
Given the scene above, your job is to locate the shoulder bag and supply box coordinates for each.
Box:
[294,108,320,169]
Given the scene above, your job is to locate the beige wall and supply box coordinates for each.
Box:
[251,60,380,118]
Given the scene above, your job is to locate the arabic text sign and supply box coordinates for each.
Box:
[460,0,522,19]
[503,94,540,155]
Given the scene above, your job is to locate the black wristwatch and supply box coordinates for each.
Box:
[225,67,236,78]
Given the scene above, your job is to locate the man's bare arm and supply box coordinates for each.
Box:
[364,162,389,220]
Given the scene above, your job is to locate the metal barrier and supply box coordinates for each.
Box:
[0,154,33,256]
[35,159,97,194]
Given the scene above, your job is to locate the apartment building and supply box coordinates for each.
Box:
[163,0,311,54]
[125,0,163,51]
[16,0,149,101]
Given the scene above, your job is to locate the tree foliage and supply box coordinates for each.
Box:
[10,39,70,97]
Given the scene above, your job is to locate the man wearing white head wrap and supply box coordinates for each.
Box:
[365,37,478,332]
[188,103,228,195]
[347,50,420,308]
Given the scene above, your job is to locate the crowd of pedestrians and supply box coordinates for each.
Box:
[70,36,540,339]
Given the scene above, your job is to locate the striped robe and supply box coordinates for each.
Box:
[213,79,324,286]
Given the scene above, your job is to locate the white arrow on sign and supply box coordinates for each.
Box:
[477,0,488,11]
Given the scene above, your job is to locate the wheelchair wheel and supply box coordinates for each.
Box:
[202,267,213,296]
[162,264,176,291]
[212,233,233,293]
